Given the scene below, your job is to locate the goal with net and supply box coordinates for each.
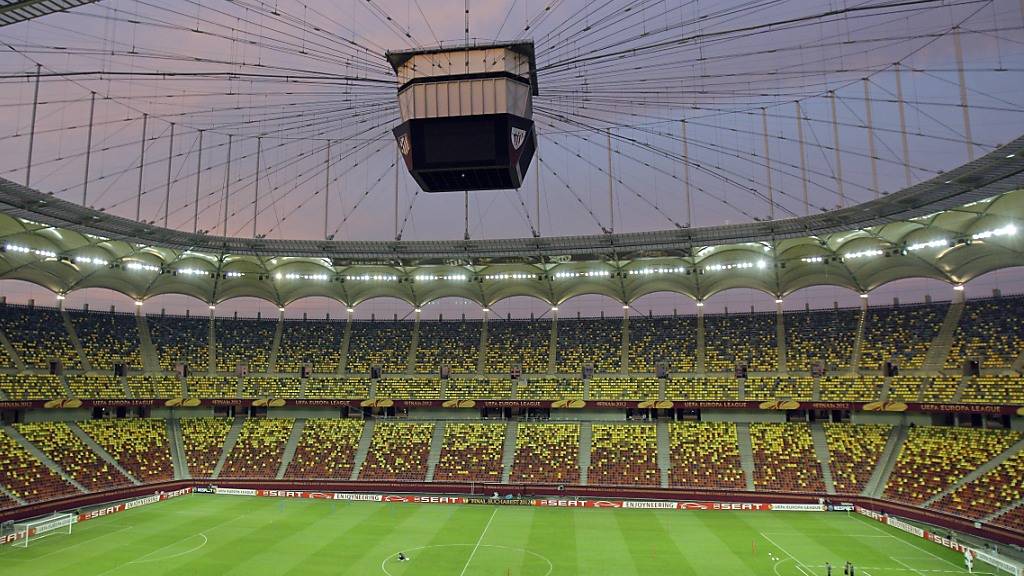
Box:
[12,513,74,548]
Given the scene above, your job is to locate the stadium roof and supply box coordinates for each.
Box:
[0,136,1021,307]
[0,0,98,26]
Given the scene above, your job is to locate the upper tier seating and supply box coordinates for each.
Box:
[0,430,78,503]
[0,336,11,368]
[432,422,505,483]
[15,421,130,491]
[241,376,301,398]
[66,374,122,398]
[588,377,659,400]
[784,308,860,371]
[819,375,884,401]
[556,317,622,373]
[358,421,434,481]
[750,422,825,492]
[220,418,295,478]
[588,424,660,486]
[668,422,746,490]
[445,378,512,399]
[960,374,1024,404]
[127,375,182,398]
[304,377,370,398]
[861,302,948,370]
[933,449,1024,520]
[284,418,363,480]
[0,305,80,369]
[485,319,551,374]
[78,418,173,483]
[347,320,412,374]
[664,377,739,400]
[628,315,698,373]
[884,426,1020,505]
[186,376,238,398]
[147,315,209,372]
[0,374,63,400]
[276,319,344,374]
[946,296,1024,369]
[416,320,480,374]
[180,417,232,477]
[510,423,579,484]
[69,310,143,370]
[377,378,442,399]
[518,377,583,400]
[824,423,892,495]
[704,313,777,372]
[214,318,276,373]
[746,376,814,401]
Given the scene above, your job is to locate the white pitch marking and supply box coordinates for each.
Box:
[458,508,499,576]
[857,517,966,571]
[760,532,816,576]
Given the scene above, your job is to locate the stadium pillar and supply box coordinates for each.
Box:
[761,108,773,220]
[795,102,809,217]
[194,130,204,234]
[136,114,148,222]
[82,91,96,207]
[25,63,41,187]
[863,79,880,199]
[952,26,974,162]
[894,63,912,188]
[681,119,693,226]
[324,140,331,240]
[829,90,845,208]
[607,128,614,234]
[164,123,175,228]
[535,126,541,237]
[223,134,233,237]
[253,137,262,239]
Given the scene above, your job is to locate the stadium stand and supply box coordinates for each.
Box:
[945,295,1024,369]
[0,339,11,368]
[517,377,583,399]
[0,374,63,400]
[749,422,826,492]
[588,424,660,486]
[818,375,884,401]
[824,423,892,495]
[556,317,622,373]
[276,319,345,374]
[180,417,232,477]
[68,310,143,370]
[960,374,1024,404]
[588,377,659,400]
[376,377,442,399]
[510,423,580,484]
[0,430,78,503]
[220,418,295,478]
[358,421,433,481]
[284,418,363,480]
[668,422,746,490]
[0,304,80,369]
[485,318,551,374]
[214,318,276,373]
[186,376,238,398]
[127,375,182,398]
[664,377,739,400]
[704,312,777,372]
[884,426,1020,505]
[241,376,302,398]
[78,419,173,483]
[627,315,698,373]
[921,375,961,402]
[933,450,1024,520]
[432,422,505,483]
[445,378,512,399]
[147,314,209,372]
[415,320,480,374]
[66,374,122,398]
[304,377,370,398]
[15,422,130,491]
[888,376,924,402]
[784,308,860,371]
[994,507,1024,533]
[861,301,948,370]
[346,320,413,374]
[746,376,814,400]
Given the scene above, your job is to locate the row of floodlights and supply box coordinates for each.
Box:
[800,224,1017,264]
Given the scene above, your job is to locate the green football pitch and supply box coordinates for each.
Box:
[0,494,992,575]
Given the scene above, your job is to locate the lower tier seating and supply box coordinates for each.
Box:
[127,375,182,398]
[750,422,825,492]
[824,423,891,495]
[0,430,78,503]
[668,422,746,490]
[819,376,884,401]
[180,417,233,477]
[588,377,659,400]
[518,377,583,400]
[445,378,512,399]
[15,422,130,491]
[510,423,579,485]
[933,449,1024,520]
[0,374,63,400]
[187,376,238,398]
[305,377,370,398]
[220,418,295,478]
[66,375,123,399]
[432,422,505,483]
[746,376,813,401]
[78,419,173,483]
[284,419,363,480]
[376,378,442,399]
[241,376,302,398]
[665,377,739,400]
[588,424,660,487]
[960,374,1024,404]
[994,505,1024,533]
[359,421,434,481]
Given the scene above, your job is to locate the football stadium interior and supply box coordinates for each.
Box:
[1,0,1024,574]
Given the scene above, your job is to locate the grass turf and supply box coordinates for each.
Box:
[0,494,994,575]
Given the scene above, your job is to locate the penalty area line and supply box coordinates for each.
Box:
[458,508,499,576]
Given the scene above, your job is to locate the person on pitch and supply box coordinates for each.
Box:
[825,561,832,576]
[964,549,974,573]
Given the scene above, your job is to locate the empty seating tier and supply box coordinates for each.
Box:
[358,421,434,481]
[0,305,80,369]
[588,377,658,400]
[284,419,363,480]
[784,308,859,371]
[347,320,413,374]
[746,376,813,401]
[127,375,182,398]
[180,417,232,477]
[69,310,143,370]
[241,376,302,398]
[884,426,1020,505]
[921,375,961,402]
[66,374,123,398]
[628,315,697,373]
[0,430,78,503]
[946,296,1024,369]
[994,506,1024,533]
[556,317,622,373]
[668,422,745,490]
[824,423,892,495]
[588,424,660,486]
[704,313,777,372]
[485,319,550,374]
[377,378,442,399]
[0,374,62,400]
[304,377,370,398]
[220,418,295,478]
[214,318,276,373]
[147,315,209,372]
[15,422,130,491]
[933,450,1024,520]
[888,376,923,402]
[819,375,884,401]
[78,419,173,483]
[664,377,738,400]
[432,422,505,483]
[861,302,948,370]
[187,376,237,398]
[960,374,1024,404]
[518,377,583,400]
[750,422,825,493]
[277,319,344,374]
[510,423,580,485]
[445,378,512,399]
[416,320,480,374]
